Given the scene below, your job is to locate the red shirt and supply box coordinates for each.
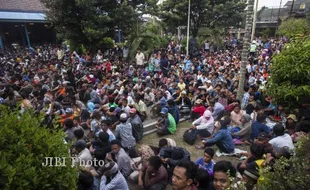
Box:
[105,62,111,72]
[192,105,206,116]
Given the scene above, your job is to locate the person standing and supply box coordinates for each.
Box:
[135,48,145,68]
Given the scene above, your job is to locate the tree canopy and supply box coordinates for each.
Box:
[266,37,310,108]
[41,0,151,50]
[278,18,310,38]
[159,0,246,37]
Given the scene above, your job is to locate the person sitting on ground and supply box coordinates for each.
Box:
[241,165,260,190]
[230,105,244,128]
[77,171,94,190]
[191,110,215,138]
[128,108,144,143]
[109,139,132,178]
[151,138,177,155]
[196,117,235,153]
[89,131,111,155]
[269,124,295,158]
[212,161,237,190]
[159,144,191,178]
[237,144,266,175]
[99,162,129,190]
[134,94,147,122]
[175,90,192,114]
[253,132,274,162]
[115,113,136,150]
[232,113,252,141]
[167,99,180,124]
[250,113,271,140]
[128,148,142,182]
[171,160,198,190]
[191,99,206,121]
[73,140,93,167]
[208,99,225,121]
[138,156,168,190]
[195,168,214,190]
[195,148,216,176]
[156,107,176,136]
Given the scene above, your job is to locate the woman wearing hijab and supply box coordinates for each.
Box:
[191,110,215,138]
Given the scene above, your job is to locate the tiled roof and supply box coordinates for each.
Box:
[0,0,46,12]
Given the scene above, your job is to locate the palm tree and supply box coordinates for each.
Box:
[127,18,166,62]
[237,0,255,100]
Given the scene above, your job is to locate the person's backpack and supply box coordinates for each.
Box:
[183,129,197,145]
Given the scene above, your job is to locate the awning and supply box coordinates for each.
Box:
[0,11,47,22]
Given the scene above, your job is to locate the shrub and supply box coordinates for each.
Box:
[266,37,310,108]
[259,136,310,190]
[0,106,77,190]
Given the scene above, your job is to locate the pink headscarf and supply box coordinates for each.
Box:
[201,110,214,124]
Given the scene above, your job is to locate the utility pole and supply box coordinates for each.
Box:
[237,0,255,101]
[290,0,295,17]
[251,0,259,41]
[275,0,283,38]
[186,0,191,56]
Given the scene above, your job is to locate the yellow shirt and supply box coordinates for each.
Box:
[178,83,186,91]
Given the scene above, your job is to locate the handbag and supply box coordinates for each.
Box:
[183,129,197,145]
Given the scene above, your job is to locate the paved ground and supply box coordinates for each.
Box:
[128,121,250,190]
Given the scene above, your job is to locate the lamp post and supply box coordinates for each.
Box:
[186,0,191,56]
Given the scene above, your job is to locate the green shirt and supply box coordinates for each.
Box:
[167,113,176,134]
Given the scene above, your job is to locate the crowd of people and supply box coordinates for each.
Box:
[0,36,309,190]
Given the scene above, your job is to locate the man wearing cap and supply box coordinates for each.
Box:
[128,108,144,142]
[156,107,176,136]
[115,113,136,150]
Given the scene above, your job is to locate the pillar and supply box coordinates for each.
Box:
[24,23,31,48]
[0,35,3,50]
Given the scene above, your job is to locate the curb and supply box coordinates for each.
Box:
[143,118,187,136]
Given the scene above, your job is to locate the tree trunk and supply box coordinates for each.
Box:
[237,0,255,101]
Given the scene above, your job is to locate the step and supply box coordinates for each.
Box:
[142,118,187,135]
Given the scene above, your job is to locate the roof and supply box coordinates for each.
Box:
[258,8,290,21]
[0,0,46,13]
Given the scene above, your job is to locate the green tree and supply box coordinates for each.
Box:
[159,0,245,37]
[198,27,224,47]
[127,19,167,62]
[0,106,77,190]
[260,136,310,190]
[266,37,310,108]
[278,18,310,38]
[41,0,146,50]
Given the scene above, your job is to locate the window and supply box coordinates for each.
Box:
[300,3,306,10]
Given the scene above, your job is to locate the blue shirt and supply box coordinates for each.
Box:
[250,121,271,139]
[205,129,235,153]
[195,158,215,176]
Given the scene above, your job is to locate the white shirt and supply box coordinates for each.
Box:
[75,148,93,167]
[135,52,145,65]
[269,134,294,153]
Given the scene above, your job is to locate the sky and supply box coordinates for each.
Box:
[258,0,290,9]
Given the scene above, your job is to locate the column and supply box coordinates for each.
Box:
[24,23,31,48]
